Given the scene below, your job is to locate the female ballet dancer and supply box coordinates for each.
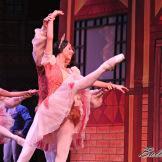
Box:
[17,10,127,162]
[0,88,37,146]
[31,10,128,162]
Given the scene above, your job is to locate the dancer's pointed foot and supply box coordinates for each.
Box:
[12,134,25,146]
[101,53,125,71]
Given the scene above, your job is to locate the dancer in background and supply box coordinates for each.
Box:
[0,88,37,146]
[17,10,127,162]
[3,96,33,162]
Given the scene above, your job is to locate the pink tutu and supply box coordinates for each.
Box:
[25,75,91,151]
[0,104,14,144]
[25,76,76,148]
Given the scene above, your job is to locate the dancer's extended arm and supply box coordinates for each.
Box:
[0,88,37,97]
[93,81,129,93]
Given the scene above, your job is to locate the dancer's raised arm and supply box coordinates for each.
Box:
[44,10,64,55]
[32,11,63,65]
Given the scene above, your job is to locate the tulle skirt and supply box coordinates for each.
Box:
[25,77,76,150]
[25,76,91,151]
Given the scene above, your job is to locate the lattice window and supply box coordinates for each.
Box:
[74,14,127,84]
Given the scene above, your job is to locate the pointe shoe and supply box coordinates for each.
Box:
[12,134,25,146]
[101,53,125,71]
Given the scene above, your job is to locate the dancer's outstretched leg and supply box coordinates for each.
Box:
[0,125,24,146]
[75,53,125,91]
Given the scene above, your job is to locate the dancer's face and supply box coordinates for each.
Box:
[62,43,74,63]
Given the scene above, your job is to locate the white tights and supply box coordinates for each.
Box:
[17,120,74,162]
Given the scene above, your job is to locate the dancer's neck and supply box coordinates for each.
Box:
[56,54,67,70]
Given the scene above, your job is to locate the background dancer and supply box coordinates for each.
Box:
[0,88,37,146]
[3,95,33,162]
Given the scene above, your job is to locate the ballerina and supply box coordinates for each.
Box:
[0,88,37,146]
[17,10,127,162]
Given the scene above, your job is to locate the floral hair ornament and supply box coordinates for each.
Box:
[58,33,66,49]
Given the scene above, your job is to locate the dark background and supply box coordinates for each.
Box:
[0,0,70,161]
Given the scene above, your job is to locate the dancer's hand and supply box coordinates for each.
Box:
[43,10,64,28]
[24,89,38,98]
[12,134,25,146]
[106,82,114,90]
[91,88,105,108]
[29,89,38,95]
[105,82,129,93]
[113,85,129,93]
[51,10,64,19]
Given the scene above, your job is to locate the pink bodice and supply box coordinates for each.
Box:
[44,63,63,95]
[36,66,48,105]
